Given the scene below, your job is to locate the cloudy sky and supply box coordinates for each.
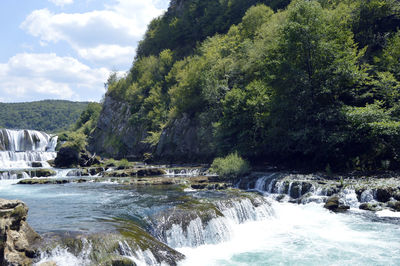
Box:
[0,0,170,102]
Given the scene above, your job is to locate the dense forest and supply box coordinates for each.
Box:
[0,100,90,132]
[95,0,400,171]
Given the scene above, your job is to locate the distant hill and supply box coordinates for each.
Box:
[0,100,91,133]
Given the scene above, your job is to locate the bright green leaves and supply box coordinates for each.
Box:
[99,0,400,170]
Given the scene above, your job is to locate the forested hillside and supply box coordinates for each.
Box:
[90,0,400,171]
[0,100,90,132]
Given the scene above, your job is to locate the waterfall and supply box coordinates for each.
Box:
[161,197,273,249]
[360,189,375,203]
[0,129,57,169]
[0,171,30,180]
[118,240,158,266]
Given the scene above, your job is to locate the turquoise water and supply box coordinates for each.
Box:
[1,179,400,265]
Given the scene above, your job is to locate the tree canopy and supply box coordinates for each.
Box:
[102,0,400,171]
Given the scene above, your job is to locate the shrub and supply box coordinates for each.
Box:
[117,158,131,169]
[61,131,87,152]
[209,152,251,180]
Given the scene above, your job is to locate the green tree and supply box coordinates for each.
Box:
[266,0,363,166]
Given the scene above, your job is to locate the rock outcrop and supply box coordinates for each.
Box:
[89,96,215,162]
[54,147,79,168]
[0,199,40,265]
[88,96,151,160]
[154,113,214,162]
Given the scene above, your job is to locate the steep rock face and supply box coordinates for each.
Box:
[0,199,40,265]
[155,114,215,162]
[88,96,151,159]
[90,96,215,162]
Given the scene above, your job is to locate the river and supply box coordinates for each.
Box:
[1,129,400,265]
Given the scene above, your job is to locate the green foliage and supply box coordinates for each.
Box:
[62,131,88,152]
[95,0,400,170]
[103,158,132,168]
[74,102,102,135]
[351,0,400,58]
[217,80,271,156]
[379,31,400,79]
[136,0,278,59]
[142,131,162,147]
[0,100,89,133]
[209,152,251,179]
[117,159,131,169]
[241,4,274,38]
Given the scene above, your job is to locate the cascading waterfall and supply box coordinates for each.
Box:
[162,198,273,249]
[0,129,57,170]
[118,240,159,266]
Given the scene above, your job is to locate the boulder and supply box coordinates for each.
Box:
[324,196,350,212]
[79,151,101,167]
[375,188,392,203]
[33,169,56,178]
[31,162,42,168]
[359,203,380,211]
[110,258,135,266]
[0,199,41,265]
[54,147,79,168]
[288,182,312,199]
[387,201,400,211]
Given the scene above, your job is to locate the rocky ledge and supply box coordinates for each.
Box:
[0,199,40,265]
[237,172,400,213]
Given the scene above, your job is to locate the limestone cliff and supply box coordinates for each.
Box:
[0,199,40,266]
[89,96,215,162]
[88,96,151,160]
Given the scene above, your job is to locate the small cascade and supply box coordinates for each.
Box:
[35,240,92,266]
[55,169,73,178]
[160,197,273,249]
[0,170,30,180]
[339,189,360,208]
[360,189,375,203]
[254,173,278,192]
[0,151,56,169]
[118,241,158,266]
[164,168,204,176]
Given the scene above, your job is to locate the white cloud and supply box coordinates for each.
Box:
[48,0,74,7]
[0,53,109,102]
[77,44,136,66]
[21,0,167,68]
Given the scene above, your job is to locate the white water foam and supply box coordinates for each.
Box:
[178,200,400,265]
[164,198,273,248]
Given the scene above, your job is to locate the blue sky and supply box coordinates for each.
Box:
[0,0,170,102]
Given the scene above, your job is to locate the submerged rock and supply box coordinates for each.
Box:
[0,199,41,265]
[104,168,166,178]
[32,169,56,178]
[18,179,70,185]
[37,220,185,266]
[324,196,350,212]
[387,201,400,211]
[359,203,381,211]
[375,188,393,203]
[31,162,43,168]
